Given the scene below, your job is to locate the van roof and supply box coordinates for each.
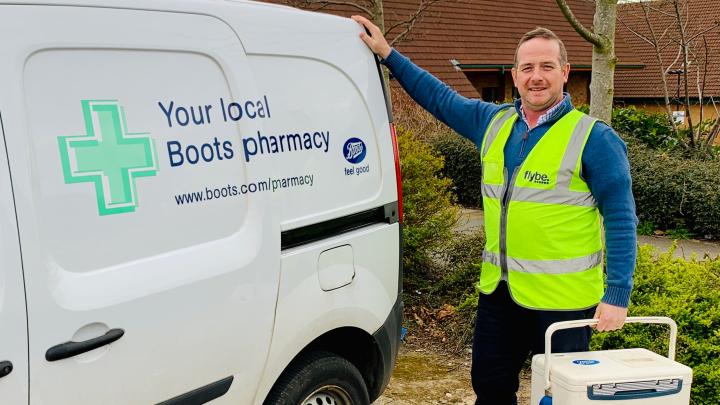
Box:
[0,0,325,17]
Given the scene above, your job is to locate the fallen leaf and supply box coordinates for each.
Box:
[436,304,456,320]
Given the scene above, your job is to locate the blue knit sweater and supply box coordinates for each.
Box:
[384,49,638,308]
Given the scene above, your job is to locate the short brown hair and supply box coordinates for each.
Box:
[514,27,568,67]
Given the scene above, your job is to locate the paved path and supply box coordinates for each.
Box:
[457,208,720,259]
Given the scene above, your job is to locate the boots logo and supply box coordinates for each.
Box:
[58,100,159,216]
[524,170,550,185]
[343,137,366,164]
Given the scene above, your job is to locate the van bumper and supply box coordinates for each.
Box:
[369,295,403,401]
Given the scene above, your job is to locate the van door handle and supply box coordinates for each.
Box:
[0,361,12,378]
[46,328,125,362]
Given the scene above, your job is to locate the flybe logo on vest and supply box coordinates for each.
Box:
[58,100,159,216]
[524,170,550,185]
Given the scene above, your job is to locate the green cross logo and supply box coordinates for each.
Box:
[58,100,158,216]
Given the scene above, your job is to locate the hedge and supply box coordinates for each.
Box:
[591,245,720,404]
[429,134,483,207]
[629,143,720,238]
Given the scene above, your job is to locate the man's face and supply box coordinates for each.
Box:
[511,37,570,113]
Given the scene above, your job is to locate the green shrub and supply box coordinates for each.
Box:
[429,133,484,207]
[637,220,656,236]
[629,143,720,238]
[666,227,695,240]
[431,228,485,351]
[577,105,681,151]
[612,106,681,150]
[432,229,486,305]
[591,244,720,404]
[398,126,459,275]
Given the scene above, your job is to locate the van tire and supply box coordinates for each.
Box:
[264,351,369,405]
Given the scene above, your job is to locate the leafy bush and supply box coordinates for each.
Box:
[666,227,695,240]
[637,220,656,236]
[591,245,720,404]
[432,229,486,305]
[398,126,459,274]
[430,228,486,351]
[577,104,682,151]
[612,106,682,150]
[429,134,484,207]
[629,143,720,238]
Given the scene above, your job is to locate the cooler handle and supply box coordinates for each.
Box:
[543,316,677,391]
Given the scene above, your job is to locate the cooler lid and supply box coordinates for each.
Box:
[531,348,693,388]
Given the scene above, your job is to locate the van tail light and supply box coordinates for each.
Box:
[389,123,403,223]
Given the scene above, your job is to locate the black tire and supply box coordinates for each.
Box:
[263,351,370,405]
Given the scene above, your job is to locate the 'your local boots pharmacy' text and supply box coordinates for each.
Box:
[159,96,330,166]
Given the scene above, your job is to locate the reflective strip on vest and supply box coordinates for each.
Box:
[556,114,596,190]
[481,183,503,200]
[482,108,517,158]
[482,250,603,274]
[511,187,596,206]
[484,182,595,206]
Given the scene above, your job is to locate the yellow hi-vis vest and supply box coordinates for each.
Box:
[478,108,604,310]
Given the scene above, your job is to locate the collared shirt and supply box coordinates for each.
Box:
[519,100,565,127]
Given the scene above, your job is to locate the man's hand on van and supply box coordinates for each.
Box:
[351,15,392,59]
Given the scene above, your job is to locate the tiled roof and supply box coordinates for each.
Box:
[264,0,643,98]
[615,0,720,99]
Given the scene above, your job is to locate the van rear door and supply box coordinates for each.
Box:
[0,5,279,404]
[0,114,29,404]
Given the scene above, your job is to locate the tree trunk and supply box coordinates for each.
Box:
[372,0,384,33]
[555,0,617,123]
[589,0,617,123]
[372,0,393,107]
[673,0,694,145]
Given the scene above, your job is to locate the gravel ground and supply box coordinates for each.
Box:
[374,346,532,405]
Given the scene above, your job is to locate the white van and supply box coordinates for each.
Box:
[0,1,403,404]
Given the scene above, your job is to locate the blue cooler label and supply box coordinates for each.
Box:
[573,359,600,365]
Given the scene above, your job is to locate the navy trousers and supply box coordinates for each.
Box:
[471,281,596,405]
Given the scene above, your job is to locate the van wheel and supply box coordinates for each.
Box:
[264,351,369,405]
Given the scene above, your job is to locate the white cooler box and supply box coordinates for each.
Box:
[530,317,693,405]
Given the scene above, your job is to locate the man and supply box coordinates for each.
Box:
[352,16,638,405]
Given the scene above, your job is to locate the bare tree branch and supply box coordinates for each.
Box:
[707,97,720,146]
[662,48,683,76]
[555,0,603,47]
[618,16,654,46]
[637,1,679,135]
[645,4,675,19]
[292,0,374,16]
[386,0,441,45]
[699,35,719,149]
[686,22,720,43]
[659,39,680,53]
[674,0,694,140]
